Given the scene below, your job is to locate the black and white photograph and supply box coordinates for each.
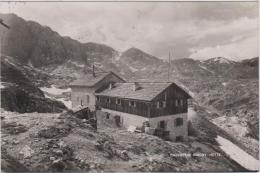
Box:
[0,1,259,172]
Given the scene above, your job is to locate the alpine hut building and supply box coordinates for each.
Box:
[96,82,191,141]
[69,69,125,111]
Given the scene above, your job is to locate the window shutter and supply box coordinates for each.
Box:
[163,101,166,108]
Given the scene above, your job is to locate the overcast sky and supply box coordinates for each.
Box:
[0,2,258,61]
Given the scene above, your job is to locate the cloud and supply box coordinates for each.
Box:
[0,1,258,60]
[189,35,258,61]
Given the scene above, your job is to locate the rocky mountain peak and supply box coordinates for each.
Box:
[204,57,235,64]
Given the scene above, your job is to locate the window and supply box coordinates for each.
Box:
[157,101,166,108]
[106,113,110,119]
[175,118,183,127]
[176,136,184,142]
[163,101,166,108]
[116,98,121,105]
[106,98,111,103]
[159,120,166,129]
[164,92,167,100]
[129,100,136,107]
[96,96,100,102]
[175,99,178,107]
[180,99,183,106]
[80,99,83,106]
[157,101,162,108]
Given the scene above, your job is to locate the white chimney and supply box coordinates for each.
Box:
[133,82,140,91]
[109,83,114,90]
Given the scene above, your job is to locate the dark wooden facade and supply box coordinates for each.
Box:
[97,83,190,118]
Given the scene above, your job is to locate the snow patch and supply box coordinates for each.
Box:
[5,58,17,67]
[0,82,6,89]
[57,98,72,109]
[199,64,214,74]
[42,92,72,109]
[216,136,259,171]
[114,52,122,61]
[129,66,139,72]
[213,57,231,64]
[68,60,84,68]
[222,82,227,86]
[141,67,147,71]
[40,85,71,95]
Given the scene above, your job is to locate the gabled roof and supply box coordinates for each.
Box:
[70,71,124,87]
[96,82,174,101]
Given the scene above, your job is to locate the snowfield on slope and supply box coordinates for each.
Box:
[40,85,71,95]
[216,136,259,171]
[199,64,214,74]
[40,85,72,109]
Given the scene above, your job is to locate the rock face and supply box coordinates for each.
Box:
[1,56,66,113]
[0,13,116,68]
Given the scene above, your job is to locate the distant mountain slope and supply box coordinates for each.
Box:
[121,47,162,66]
[0,13,116,68]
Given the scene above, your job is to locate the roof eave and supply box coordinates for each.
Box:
[95,94,152,102]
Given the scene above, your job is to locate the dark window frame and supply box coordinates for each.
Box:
[116,98,121,105]
[159,120,167,129]
[176,136,184,142]
[129,100,136,107]
[157,101,166,108]
[175,118,183,127]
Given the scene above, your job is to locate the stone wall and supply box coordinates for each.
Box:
[101,108,188,141]
[149,113,188,141]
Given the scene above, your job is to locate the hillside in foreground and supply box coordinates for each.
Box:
[1,109,247,172]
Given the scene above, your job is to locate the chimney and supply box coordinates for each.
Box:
[92,64,95,77]
[133,82,140,91]
[109,83,114,90]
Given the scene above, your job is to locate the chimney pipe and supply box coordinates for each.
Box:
[133,82,139,91]
[109,83,113,90]
[92,64,95,77]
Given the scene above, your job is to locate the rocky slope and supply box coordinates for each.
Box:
[1,55,66,113]
[0,13,119,69]
[1,110,248,172]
